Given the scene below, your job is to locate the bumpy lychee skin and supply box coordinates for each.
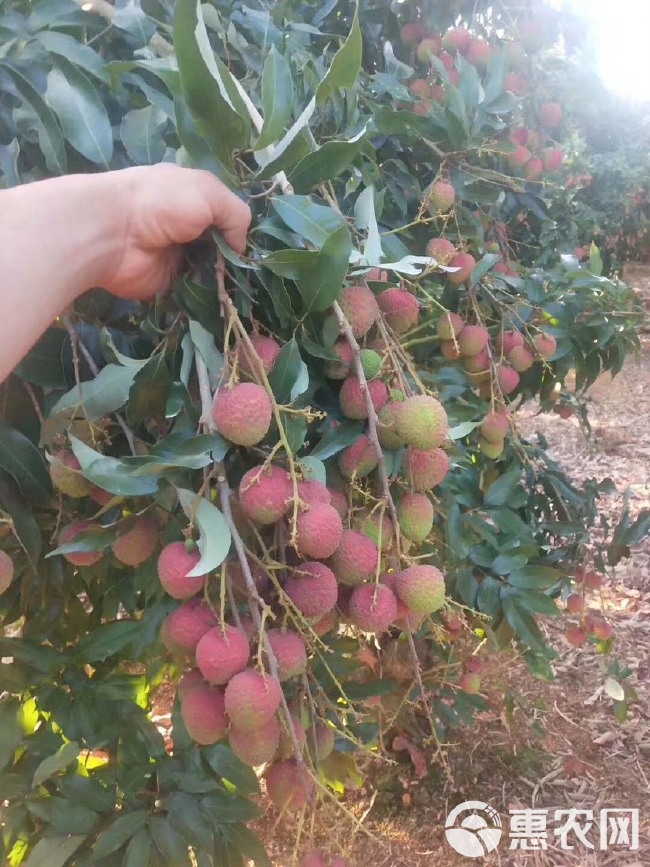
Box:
[338,285,378,338]
[267,629,307,681]
[294,502,343,560]
[58,521,103,567]
[440,339,462,362]
[447,253,476,285]
[309,722,336,762]
[436,311,464,340]
[377,402,405,450]
[49,450,90,498]
[339,376,388,420]
[330,530,378,586]
[236,335,281,378]
[339,435,379,480]
[394,395,448,450]
[324,340,353,379]
[534,332,557,360]
[479,437,504,459]
[459,672,481,694]
[0,550,14,594]
[508,345,534,372]
[112,517,158,567]
[525,158,544,181]
[409,78,432,99]
[404,447,450,492]
[396,564,446,614]
[497,364,520,395]
[480,410,509,443]
[496,330,524,356]
[195,624,250,685]
[377,288,420,334]
[349,584,398,632]
[442,26,471,53]
[239,465,292,525]
[458,325,489,357]
[507,146,531,169]
[328,489,348,519]
[430,181,456,214]
[426,237,456,265]
[224,669,282,731]
[298,480,331,506]
[565,594,583,615]
[359,511,394,551]
[212,383,273,447]
[285,562,339,618]
[157,542,204,599]
[543,147,564,173]
[180,685,228,745]
[565,625,586,646]
[178,669,204,701]
[265,760,315,812]
[397,493,434,543]
[229,716,280,766]
[162,601,216,655]
[467,38,492,68]
[463,348,490,374]
[359,349,383,381]
[539,101,562,128]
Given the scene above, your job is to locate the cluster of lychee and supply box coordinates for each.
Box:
[564,569,614,647]
[506,104,564,182]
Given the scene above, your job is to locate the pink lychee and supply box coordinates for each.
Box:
[195,624,250,685]
[157,542,204,599]
[212,383,273,447]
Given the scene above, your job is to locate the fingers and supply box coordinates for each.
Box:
[199,171,252,254]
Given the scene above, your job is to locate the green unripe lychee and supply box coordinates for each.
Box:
[396,564,446,614]
[397,493,434,543]
[436,311,464,340]
[377,402,405,450]
[49,450,90,498]
[359,349,383,380]
[479,436,504,459]
[394,395,448,450]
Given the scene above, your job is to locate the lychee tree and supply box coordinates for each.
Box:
[0,0,646,864]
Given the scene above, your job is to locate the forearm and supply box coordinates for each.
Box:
[0,174,123,382]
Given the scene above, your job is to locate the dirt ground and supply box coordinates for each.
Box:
[260,266,650,867]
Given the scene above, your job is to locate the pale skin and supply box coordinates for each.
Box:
[0,163,252,382]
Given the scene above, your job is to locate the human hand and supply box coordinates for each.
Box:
[101,164,251,300]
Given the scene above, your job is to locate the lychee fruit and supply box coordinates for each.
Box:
[458,325,489,357]
[377,402,405,450]
[266,759,315,812]
[285,562,338,618]
[404,447,450,491]
[328,489,348,519]
[510,127,530,146]
[0,550,14,594]
[496,330,524,356]
[239,464,292,525]
[377,288,420,334]
[349,583,398,632]
[180,685,228,745]
[543,147,564,173]
[267,629,307,681]
[359,511,394,551]
[49,450,90,498]
[588,618,613,641]
[442,27,471,54]
[212,383,273,447]
[294,502,343,559]
[504,71,527,95]
[329,530,378,586]
[178,669,204,701]
[229,716,281,766]
[565,594,583,615]
[416,36,441,62]
[538,102,562,128]
[157,542,204,599]
[426,237,456,265]
[467,38,492,68]
[534,332,556,359]
[447,252,476,285]
[58,520,103,567]
[463,348,490,374]
[440,340,462,361]
[459,672,481,694]
[112,517,158,567]
[224,669,282,731]
[497,364,520,395]
[338,285,378,338]
[394,394,448,450]
[339,435,379,479]
[480,410,509,443]
[236,335,281,378]
[339,376,388,420]
[479,437,504,459]
[298,480,331,506]
[401,21,428,45]
[161,600,216,655]
[359,349,383,380]
[325,339,353,379]
[312,608,337,637]
[565,625,586,646]
[309,722,336,762]
[428,181,455,213]
[396,564,446,614]
[397,493,434,543]
[409,78,432,99]
[583,571,602,590]
[195,624,250,685]
[228,560,270,598]
[277,711,307,759]
[508,345,534,372]
[436,311,464,340]
[525,158,544,181]
[507,146,531,169]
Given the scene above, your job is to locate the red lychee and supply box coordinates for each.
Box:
[377,288,420,334]
[224,669,282,731]
[442,27,471,54]
[440,340,462,361]
[507,146,531,169]
[459,672,481,694]
[497,364,520,395]
[239,464,292,525]
[195,624,250,685]
[267,629,307,681]
[236,335,281,378]
[565,594,583,615]
[294,502,343,559]
[404,447,450,491]
[0,550,14,594]
[534,332,556,360]
[504,71,527,95]
[463,348,490,374]
[229,716,280,766]
[58,520,103,567]
[508,345,535,372]
[112,517,158,567]
[409,78,432,99]
[339,435,379,479]
[338,285,378,338]
[178,668,204,700]
[447,252,476,285]
[329,530,378,586]
[312,608,337,637]
[400,21,428,46]
[588,618,613,641]
[565,625,586,646]
[458,325,489,357]
[496,330,524,356]
[157,542,204,599]
[285,562,338,618]
[394,395,448,450]
[349,583,398,632]
[265,759,315,812]
[325,339,353,379]
[426,237,456,265]
[538,102,562,128]
[428,181,455,213]
[339,376,389,420]
[328,489,348,519]
[466,38,492,68]
[49,450,90,498]
[396,564,446,614]
[309,722,336,762]
[212,383,273,447]
[480,410,509,443]
[397,493,434,543]
[525,158,544,181]
[180,685,228,745]
[162,600,216,655]
[543,147,564,173]
[436,311,464,340]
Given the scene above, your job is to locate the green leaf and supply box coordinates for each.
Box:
[227,824,272,867]
[36,31,108,84]
[255,46,293,151]
[121,106,167,165]
[310,422,363,460]
[0,62,67,175]
[200,792,261,823]
[176,488,231,576]
[150,433,229,464]
[0,637,62,673]
[123,828,152,867]
[288,127,367,194]
[484,465,522,507]
[92,811,148,861]
[68,436,160,497]
[508,566,564,589]
[24,836,86,867]
[271,196,347,249]
[127,353,172,426]
[316,2,361,104]
[501,593,548,651]
[256,126,314,182]
[113,0,155,46]
[32,740,80,788]
[470,254,502,288]
[201,744,259,794]
[0,138,20,186]
[189,319,224,385]
[149,816,190,865]
[174,0,249,166]
[50,365,137,421]
[296,225,351,314]
[45,62,113,167]
[14,329,69,388]
[589,242,603,276]
[267,338,308,404]
[75,621,142,663]
[448,421,479,440]
[300,456,326,485]
[0,422,52,505]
